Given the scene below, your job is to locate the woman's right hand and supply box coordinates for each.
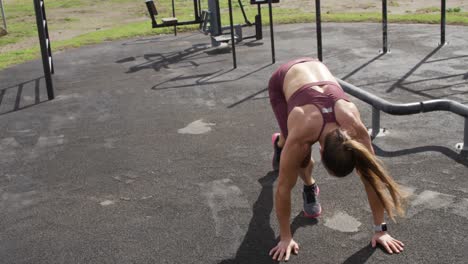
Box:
[269,238,299,262]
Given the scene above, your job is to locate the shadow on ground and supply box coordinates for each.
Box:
[0,77,49,116]
[219,171,318,264]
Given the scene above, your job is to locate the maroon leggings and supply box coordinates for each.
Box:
[268,57,318,138]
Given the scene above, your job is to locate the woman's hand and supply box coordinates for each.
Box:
[372,232,405,254]
[269,238,299,262]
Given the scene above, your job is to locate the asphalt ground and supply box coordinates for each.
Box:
[0,23,467,263]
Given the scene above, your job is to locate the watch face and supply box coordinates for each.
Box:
[381,224,388,232]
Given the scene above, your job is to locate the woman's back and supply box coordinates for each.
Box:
[283,61,338,100]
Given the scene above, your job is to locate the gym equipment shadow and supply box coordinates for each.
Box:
[151,63,272,91]
[386,46,468,100]
[218,171,318,264]
[0,77,49,116]
[116,43,224,73]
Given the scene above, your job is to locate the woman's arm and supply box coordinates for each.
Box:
[270,131,306,261]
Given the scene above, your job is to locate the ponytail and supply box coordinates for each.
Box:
[344,139,406,221]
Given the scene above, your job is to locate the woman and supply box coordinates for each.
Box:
[268,58,406,262]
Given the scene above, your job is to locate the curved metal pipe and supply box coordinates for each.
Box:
[337,79,468,117]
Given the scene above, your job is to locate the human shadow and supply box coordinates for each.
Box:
[342,244,376,264]
[0,77,49,116]
[219,171,318,264]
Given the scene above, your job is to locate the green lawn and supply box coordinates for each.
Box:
[0,0,467,70]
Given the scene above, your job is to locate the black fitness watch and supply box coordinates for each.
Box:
[374,223,387,232]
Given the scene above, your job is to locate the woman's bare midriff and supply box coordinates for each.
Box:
[282,61,339,101]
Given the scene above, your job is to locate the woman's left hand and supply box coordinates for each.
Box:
[371,232,405,254]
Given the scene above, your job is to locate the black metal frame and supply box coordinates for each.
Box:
[34,0,54,100]
[381,0,388,54]
[227,0,276,68]
[145,0,202,29]
[440,0,447,46]
[315,0,322,61]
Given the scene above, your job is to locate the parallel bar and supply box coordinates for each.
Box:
[228,0,237,68]
[440,0,446,45]
[338,79,468,117]
[34,0,54,99]
[268,0,275,63]
[382,0,388,53]
[0,0,7,31]
[315,0,322,61]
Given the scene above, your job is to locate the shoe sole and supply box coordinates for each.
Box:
[303,186,322,218]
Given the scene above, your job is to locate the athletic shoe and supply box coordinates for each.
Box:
[271,133,282,171]
[303,185,322,218]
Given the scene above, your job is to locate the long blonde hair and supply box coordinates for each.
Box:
[322,128,406,221]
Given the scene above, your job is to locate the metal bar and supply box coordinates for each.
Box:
[440,0,446,45]
[372,107,381,139]
[0,0,7,31]
[268,0,275,63]
[152,20,202,27]
[256,3,262,40]
[228,0,237,68]
[193,0,200,20]
[337,79,468,117]
[198,0,202,19]
[34,0,54,100]
[315,0,322,61]
[382,0,388,53]
[41,0,54,74]
[172,0,177,36]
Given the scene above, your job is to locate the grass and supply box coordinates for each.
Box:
[1,0,468,70]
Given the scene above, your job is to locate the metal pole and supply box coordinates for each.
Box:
[372,107,381,139]
[34,0,54,100]
[0,0,7,31]
[195,0,201,20]
[268,0,275,64]
[228,0,237,68]
[41,0,54,74]
[172,0,177,36]
[440,0,446,46]
[381,0,388,54]
[315,0,322,61]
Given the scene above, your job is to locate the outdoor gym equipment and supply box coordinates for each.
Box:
[144,0,279,69]
[338,79,468,156]
[145,0,202,36]
[34,0,54,100]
